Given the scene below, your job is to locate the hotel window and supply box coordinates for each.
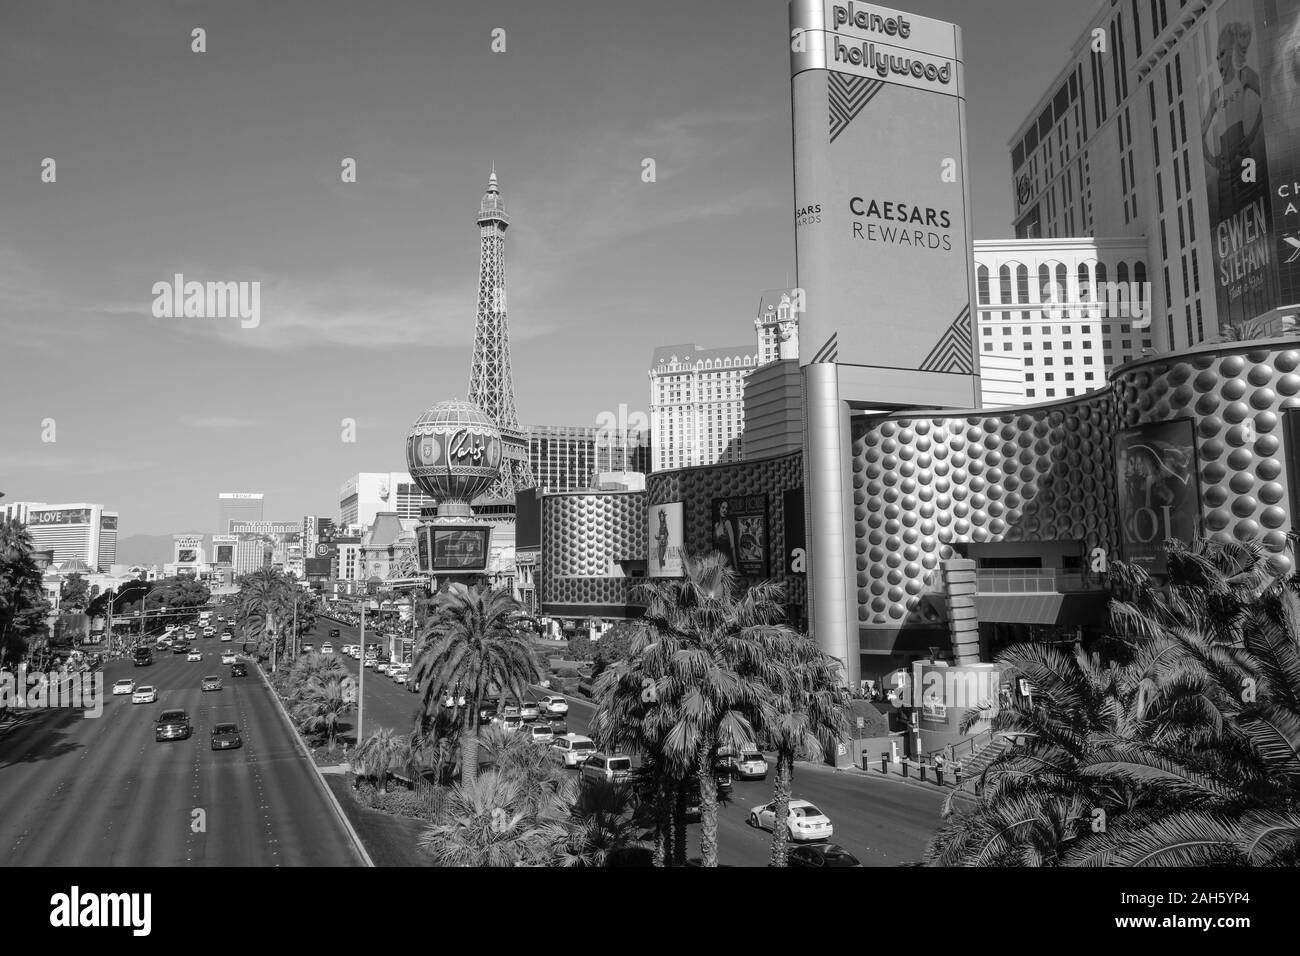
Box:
[1082,325,1091,334]
[1023,358,1033,366]
[1067,388,1077,396]
[1003,327,1012,336]
[1065,357,1074,366]
[1027,388,1037,398]
[1085,371,1095,380]
[983,326,992,336]
[1064,342,1072,349]
[1023,326,1031,335]
[1106,354,1114,365]
[1003,343,1013,351]
[1046,388,1056,397]
[1122,340,1132,349]
[1062,326,1072,335]
[1041,326,1051,335]
[1045,373,1055,381]
[1044,358,1054,366]
[1026,373,1035,381]
[977,266,990,304]
[984,343,993,352]
[1084,356,1093,364]
[1066,372,1075,381]
[1044,341,1052,349]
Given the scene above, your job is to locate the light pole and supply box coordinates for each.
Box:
[356,597,366,747]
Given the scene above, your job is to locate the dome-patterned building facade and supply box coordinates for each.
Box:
[854,339,1300,661]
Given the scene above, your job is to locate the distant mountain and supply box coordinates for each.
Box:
[113,534,175,566]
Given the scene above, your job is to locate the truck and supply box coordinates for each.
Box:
[198,610,212,625]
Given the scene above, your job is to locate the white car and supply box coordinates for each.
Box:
[363,657,378,669]
[187,650,202,662]
[132,685,157,704]
[748,799,833,842]
[204,627,215,637]
[539,695,569,716]
[220,633,233,643]
[221,652,237,665]
[550,734,596,767]
[320,643,334,655]
[391,670,408,685]
[731,748,769,780]
[112,679,136,696]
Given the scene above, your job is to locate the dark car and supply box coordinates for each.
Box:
[155,709,192,742]
[786,843,862,868]
[201,675,222,692]
[211,722,243,750]
[546,715,569,736]
[478,704,498,725]
[133,648,153,667]
[230,662,247,678]
[329,628,340,638]
[172,643,189,655]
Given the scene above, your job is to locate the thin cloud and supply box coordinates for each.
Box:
[179,415,261,429]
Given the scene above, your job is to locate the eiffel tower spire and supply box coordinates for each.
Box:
[467,168,534,502]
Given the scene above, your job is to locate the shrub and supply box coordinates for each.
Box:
[562,636,596,661]
[354,779,445,821]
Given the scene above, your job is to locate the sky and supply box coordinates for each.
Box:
[0,0,1099,536]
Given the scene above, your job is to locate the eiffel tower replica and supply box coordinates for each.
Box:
[467,166,535,514]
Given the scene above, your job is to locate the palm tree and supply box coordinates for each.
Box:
[352,727,411,794]
[749,631,848,866]
[292,675,353,752]
[417,770,556,867]
[411,584,539,785]
[553,778,651,867]
[615,552,782,867]
[0,518,48,670]
[926,537,1300,866]
[238,568,292,667]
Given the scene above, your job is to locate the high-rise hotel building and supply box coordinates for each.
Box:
[974,237,1155,406]
[339,473,437,527]
[216,492,264,533]
[648,289,798,472]
[523,425,651,493]
[1009,0,1299,352]
[1,501,118,570]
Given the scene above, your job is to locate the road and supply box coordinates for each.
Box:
[313,613,945,866]
[0,642,363,866]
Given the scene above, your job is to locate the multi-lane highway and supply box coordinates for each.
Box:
[312,614,946,866]
[0,643,363,866]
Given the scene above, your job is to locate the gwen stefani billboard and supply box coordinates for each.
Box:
[790,1,977,378]
[1195,0,1300,334]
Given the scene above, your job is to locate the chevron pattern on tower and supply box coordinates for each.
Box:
[467,168,536,502]
[828,73,885,142]
[918,306,975,375]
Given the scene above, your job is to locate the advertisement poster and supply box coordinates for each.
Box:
[434,528,488,570]
[1115,419,1201,575]
[647,502,685,577]
[177,548,197,564]
[782,487,807,574]
[215,545,234,564]
[791,1,976,378]
[1259,0,1300,311]
[1196,0,1300,333]
[710,494,769,577]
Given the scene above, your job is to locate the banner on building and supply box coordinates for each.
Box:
[1115,419,1201,575]
[782,488,806,574]
[1195,0,1300,334]
[647,502,685,577]
[710,494,769,577]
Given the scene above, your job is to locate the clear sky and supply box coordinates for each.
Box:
[0,0,1098,536]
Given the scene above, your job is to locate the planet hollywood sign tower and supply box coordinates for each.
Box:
[467,167,536,507]
[790,1,980,688]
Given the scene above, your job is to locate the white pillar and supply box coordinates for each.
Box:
[803,362,859,689]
